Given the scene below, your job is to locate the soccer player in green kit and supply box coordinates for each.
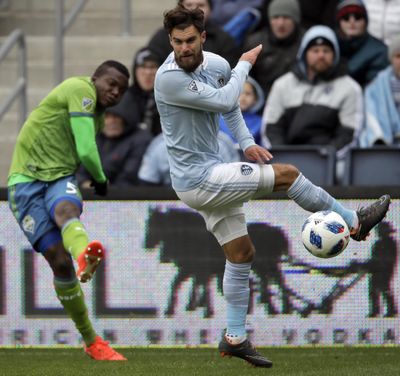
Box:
[7,60,129,360]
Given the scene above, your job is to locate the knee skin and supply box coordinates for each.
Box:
[54,201,81,228]
[272,163,300,192]
[223,235,255,263]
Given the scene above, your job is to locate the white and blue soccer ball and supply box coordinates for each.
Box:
[301,211,350,258]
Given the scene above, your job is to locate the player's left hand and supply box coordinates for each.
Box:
[244,145,273,164]
[90,179,108,196]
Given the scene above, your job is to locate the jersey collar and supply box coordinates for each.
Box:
[193,53,208,74]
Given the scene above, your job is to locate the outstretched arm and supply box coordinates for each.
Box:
[157,45,263,113]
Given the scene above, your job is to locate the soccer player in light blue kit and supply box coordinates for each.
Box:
[155,5,391,368]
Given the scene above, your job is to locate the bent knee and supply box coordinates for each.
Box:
[54,201,81,227]
[237,245,255,263]
[230,248,255,263]
[272,163,300,191]
[223,236,255,263]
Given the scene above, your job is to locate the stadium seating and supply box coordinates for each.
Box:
[343,146,400,186]
[269,145,336,186]
[0,0,175,186]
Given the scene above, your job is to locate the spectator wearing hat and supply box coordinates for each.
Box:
[363,0,400,47]
[359,36,400,147]
[124,47,162,137]
[147,0,240,68]
[336,0,389,87]
[76,94,153,188]
[243,0,305,99]
[262,25,363,161]
[258,0,340,30]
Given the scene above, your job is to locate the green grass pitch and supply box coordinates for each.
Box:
[0,346,398,376]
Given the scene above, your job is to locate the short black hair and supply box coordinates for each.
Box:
[163,5,205,35]
[93,60,130,80]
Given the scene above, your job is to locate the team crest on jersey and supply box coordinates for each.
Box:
[82,97,94,112]
[217,77,225,87]
[22,215,35,234]
[188,80,199,92]
[240,164,253,176]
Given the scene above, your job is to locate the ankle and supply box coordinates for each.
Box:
[350,212,359,234]
[225,333,247,345]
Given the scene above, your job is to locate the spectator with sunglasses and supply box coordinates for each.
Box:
[336,0,389,87]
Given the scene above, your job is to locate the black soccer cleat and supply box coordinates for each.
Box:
[351,195,391,241]
[218,336,273,368]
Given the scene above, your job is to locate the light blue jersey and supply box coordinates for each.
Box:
[154,51,255,191]
[138,131,241,186]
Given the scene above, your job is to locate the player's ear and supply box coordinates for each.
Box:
[200,31,206,44]
[168,34,173,46]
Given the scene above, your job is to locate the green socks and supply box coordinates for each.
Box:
[61,218,89,260]
[54,278,96,346]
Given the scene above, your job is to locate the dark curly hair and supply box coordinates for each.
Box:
[163,5,205,35]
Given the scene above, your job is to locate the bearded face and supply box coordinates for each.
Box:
[306,45,335,77]
[170,25,206,72]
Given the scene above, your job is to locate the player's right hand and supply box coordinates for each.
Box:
[239,44,262,66]
[90,179,108,196]
[244,144,273,164]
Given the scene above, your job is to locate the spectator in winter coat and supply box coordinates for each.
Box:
[219,77,264,145]
[363,0,400,47]
[336,0,389,87]
[123,47,162,137]
[262,25,363,159]
[147,0,240,67]
[359,36,400,146]
[243,0,304,99]
[76,94,152,188]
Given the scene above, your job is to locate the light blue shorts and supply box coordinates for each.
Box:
[177,162,275,245]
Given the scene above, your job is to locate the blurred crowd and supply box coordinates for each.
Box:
[77,0,400,188]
